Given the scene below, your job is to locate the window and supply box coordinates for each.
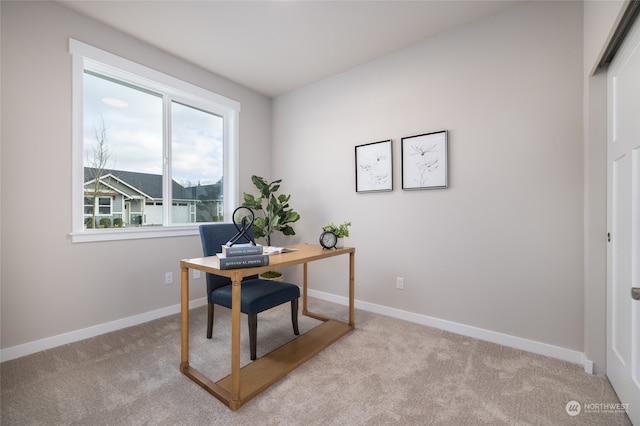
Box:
[83,196,113,228]
[97,197,112,215]
[70,39,240,242]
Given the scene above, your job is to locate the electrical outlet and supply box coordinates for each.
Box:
[165,272,173,285]
[396,277,404,290]
[192,269,201,279]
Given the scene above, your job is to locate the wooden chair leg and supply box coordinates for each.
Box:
[291,298,300,335]
[248,313,257,360]
[207,303,214,339]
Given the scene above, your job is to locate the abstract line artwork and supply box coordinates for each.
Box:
[355,140,393,193]
[401,130,448,190]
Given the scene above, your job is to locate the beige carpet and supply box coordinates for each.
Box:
[1,298,632,425]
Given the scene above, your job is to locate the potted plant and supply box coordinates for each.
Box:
[322,221,351,248]
[242,175,301,279]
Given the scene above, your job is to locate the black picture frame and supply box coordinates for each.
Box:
[401,130,448,190]
[355,140,393,193]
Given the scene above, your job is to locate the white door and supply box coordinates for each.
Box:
[607,12,640,426]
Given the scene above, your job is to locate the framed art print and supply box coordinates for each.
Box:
[355,139,393,193]
[401,130,448,190]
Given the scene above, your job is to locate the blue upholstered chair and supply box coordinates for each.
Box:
[199,223,300,360]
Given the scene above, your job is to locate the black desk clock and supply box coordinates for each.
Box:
[319,231,338,249]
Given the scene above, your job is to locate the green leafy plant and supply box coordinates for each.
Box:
[241,175,301,246]
[322,221,352,238]
[84,217,94,229]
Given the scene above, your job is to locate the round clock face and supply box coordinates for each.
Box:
[319,231,338,249]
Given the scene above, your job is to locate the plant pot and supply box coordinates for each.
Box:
[335,238,344,249]
[260,271,283,281]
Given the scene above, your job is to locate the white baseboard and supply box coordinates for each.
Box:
[0,297,208,362]
[307,289,589,371]
[582,357,594,375]
[2,290,591,374]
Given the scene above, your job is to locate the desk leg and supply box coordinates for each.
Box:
[302,262,308,315]
[349,251,355,327]
[180,266,189,370]
[230,272,242,408]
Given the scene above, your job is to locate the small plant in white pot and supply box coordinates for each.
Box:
[322,221,351,248]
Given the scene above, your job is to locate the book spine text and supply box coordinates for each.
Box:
[219,255,269,270]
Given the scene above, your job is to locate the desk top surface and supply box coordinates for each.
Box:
[181,243,354,278]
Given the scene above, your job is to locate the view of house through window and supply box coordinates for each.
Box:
[82,70,224,230]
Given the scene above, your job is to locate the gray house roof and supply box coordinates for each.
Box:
[84,168,221,201]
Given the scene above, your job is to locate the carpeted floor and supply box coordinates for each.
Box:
[1,298,632,425]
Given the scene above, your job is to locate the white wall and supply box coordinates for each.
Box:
[274,1,585,353]
[0,1,272,352]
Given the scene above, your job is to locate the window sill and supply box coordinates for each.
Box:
[70,226,200,243]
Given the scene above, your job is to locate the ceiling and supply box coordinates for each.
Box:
[58,0,523,98]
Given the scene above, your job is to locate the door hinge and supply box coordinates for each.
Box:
[607,232,611,242]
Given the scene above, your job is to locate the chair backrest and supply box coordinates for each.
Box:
[198,223,258,296]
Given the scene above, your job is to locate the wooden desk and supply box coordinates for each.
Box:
[180,243,355,411]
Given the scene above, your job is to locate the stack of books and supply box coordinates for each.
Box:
[216,243,269,270]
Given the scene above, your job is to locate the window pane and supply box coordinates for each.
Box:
[84,197,94,215]
[98,197,111,215]
[171,101,224,224]
[83,72,163,229]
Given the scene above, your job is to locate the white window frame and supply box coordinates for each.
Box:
[69,39,240,243]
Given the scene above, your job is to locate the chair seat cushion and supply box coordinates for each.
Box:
[211,279,300,315]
